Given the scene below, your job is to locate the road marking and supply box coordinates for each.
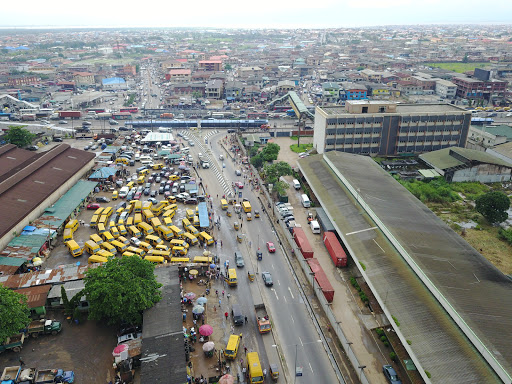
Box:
[277,280,280,286]
[273,289,279,300]
[373,239,385,252]
[288,287,295,299]
[283,295,287,303]
[309,362,314,373]
[346,227,378,236]
[290,314,294,323]
[299,336,303,347]
[271,263,275,270]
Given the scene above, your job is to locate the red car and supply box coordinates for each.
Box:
[87,203,101,210]
[266,242,276,253]
[134,191,142,200]
[235,182,244,189]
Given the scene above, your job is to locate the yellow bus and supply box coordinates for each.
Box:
[67,240,83,257]
[170,257,190,263]
[186,209,195,220]
[90,215,100,228]
[112,190,119,200]
[199,231,214,246]
[63,228,74,243]
[84,240,100,255]
[125,203,134,214]
[186,225,199,236]
[170,239,189,249]
[193,215,200,227]
[116,207,124,216]
[126,217,134,227]
[157,225,174,240]
[137,176,145,185]
[169,225,183,239]
[166,203,178,212]
[163,209,176,220]
[89,233,104,246]
[88,255,108,264]
[122,251,136,258]
[128,225,142,238]
[142,201,153,211]
[94,207,104,216]
[220,199,228,210]
[96,249,114,259]
[242,201,251,213]
[224,334,242,359]
[144,255,165,264]
[172,246,188,256]
[133,200,142,214]
[103,207,113,218]
[110,226,120,238]
[150,217,162,230]
[134,213,143,225]
[193,256,213,264]
[148,249,171,260]
[183,232,198,246]
[167,195,177,204]
[126,181,135,189]
[65,219,79,233]
[163,217,173,226]
[182,218,191,228]
[246,352,263,384]
[98,215,108,226]
[101,231,114,243]
[139,241,153,253]
[126,246,146,257]
[145,234,163,247]
[138,222,154,236]
[97,223,106,234]
[100,242,117,254]
[110,240,128,253]
[117,217,125,227]
[151,201,169,216]
[118,225,127,236]
[142,209,154,223]
[226,268,238,286]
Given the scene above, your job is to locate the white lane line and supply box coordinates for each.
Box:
[346,227,378,236]
[277,280,280,286]
[273,289,279,300]
[288,287,295,300]
[283,295,287,303]
[299,336,303,347]
[309,362,313,373]
[373,239,385,252]
[290,314,294,323]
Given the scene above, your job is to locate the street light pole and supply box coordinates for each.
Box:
[358,365,366,381]
[294,344,298,384]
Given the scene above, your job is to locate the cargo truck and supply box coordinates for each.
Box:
[1,366,21,383]
[26,319,62,338]
[0,333,25,353]
[160,113,174,119]
[35,368,75,384]
[58,111,82,119]
[255,303,271,334]
[323,232,347,267]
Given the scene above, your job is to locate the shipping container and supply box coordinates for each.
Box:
[323,232,347,267]
[58,110,82,118]
[306,258,335,303]
[293,227,314,258]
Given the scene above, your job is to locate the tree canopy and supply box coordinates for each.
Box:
[250,143,280,169]
[83,257,162,326]
[4,126,36,148]
[264,161,292,185]
[0,285,30,343]
[475,191,510,224]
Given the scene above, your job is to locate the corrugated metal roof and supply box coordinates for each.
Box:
[16,285,51,308]
[47,279,85,299]
[0,264,89,289]
[89,167,117,180]
[420,146,512,170]
[0,256,26,266]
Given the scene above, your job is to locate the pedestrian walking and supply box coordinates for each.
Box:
[19,356,25,366]
[222,290,225,297]
[244,345,248,354]
[263,368,267,378]
[219,299,222,307]
[231,325,235,334]
[225,311,228,320]
[220,240,223,247]
[244,316,248,324]
[227,292,231,300]
[216,290,219,297]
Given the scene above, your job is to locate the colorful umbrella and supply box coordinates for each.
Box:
[113,344,128,356]
[219,374,235,384]
[192,305,205,314]
[197,297,208,305]
[210,263,216,269]
[202,341,215,352]
[184,292,196,300]
[199,324,213,336]
[189,269,198,276]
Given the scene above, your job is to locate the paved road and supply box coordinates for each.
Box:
[184,129,341,384]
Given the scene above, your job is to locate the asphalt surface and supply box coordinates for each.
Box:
[186,130,340,384]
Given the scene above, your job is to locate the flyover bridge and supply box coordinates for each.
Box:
[267,91,315,120]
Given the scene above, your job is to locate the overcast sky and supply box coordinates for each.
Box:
[2,0,512,29]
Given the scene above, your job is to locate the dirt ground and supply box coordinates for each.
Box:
[0,310,117,383]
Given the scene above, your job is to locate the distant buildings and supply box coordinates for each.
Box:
[102,77,127,90]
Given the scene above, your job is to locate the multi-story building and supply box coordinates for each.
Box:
[165,69,191,83]
[205,79,223,99]
[224,81,244,101]
[72,72,95,87]
[7,75,38,87]
[342,83,367,100]
[313,101,471,156]
[435,79,457,99]
[322,82,340,102]
[199,60,222,72]
[452,75,507,101]
[170,82,205,97]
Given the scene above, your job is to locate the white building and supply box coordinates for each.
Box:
[435,79,457,99]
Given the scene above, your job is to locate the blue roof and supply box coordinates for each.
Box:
[102,77,126,85]
[198,202,209,229]
[89,167,117,180]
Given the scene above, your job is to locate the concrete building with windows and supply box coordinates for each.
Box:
[313,101,471,156]
[435,79,457,99]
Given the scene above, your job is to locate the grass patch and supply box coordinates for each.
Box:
[425,62,490,73]
[290,143,313,153]
[465,226,512,275]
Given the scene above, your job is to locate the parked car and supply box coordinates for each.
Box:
[117,332,142,345]
[382,365,402,384]
[184,197,198,205]
[131,237,141,247]
[96,196,110,203]
[87,203,101,210]
[235,252,245,268]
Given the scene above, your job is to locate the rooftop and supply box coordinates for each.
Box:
[419,146,512,170]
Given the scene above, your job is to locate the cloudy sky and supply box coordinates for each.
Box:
[1,0,512,28]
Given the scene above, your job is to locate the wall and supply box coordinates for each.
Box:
[452,164,512,183]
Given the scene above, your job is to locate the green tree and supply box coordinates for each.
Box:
[462,54,469,63]
[83,257,162,326]
[275,180,290,196]
[475,191,510,224]
[264,161,292,185]
[260,143,280,162]
[250,154,263,169]
[0,285,30,343]
[224,64,232,71]
[4,126,36,148]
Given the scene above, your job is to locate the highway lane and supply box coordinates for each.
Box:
[189,130,341,384]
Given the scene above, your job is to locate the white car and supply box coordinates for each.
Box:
[130,237,141,247]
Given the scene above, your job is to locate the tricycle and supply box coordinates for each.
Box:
[248,271,255,282]
[234,221,240,231]
[237,234,243,243]
[227,210,232,217]
[269,363,279,381]
[256,249,262,261]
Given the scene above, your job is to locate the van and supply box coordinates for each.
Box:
[138,168,150,177]
[220,199,228,210]
[63,228,74,243]
[193,256,213,264]
[100,241,117,254]
[170,225,183,239]
[137,176,145,185]
[226,268,238,286]
[150,217,162,230]
[224,334,242,359]
[310,220,320,234]
[134,213,143,225]
[169,175,180,181]
[157,225,174,240]
[183,232,198,246]
[88,255,108,264]
[139,241,153,253]
[101,231,114,243]
[170,257,190,263]
[67,240,83,257]
[110,226,120,238]
[182,218,191,227]
[94,207,104,216]
[242,201,251,213]
[84,240,100,255]
[186,209,195,220]
[111,240,128,253]
[231,303,244,325]
[301,194,311,208]
[148,249,171,260]
[122,251,136,258]
[199,231,214,246]
[126,246,146,257]
[167,195,177,204]
[138,222,154,236]
[172,246,187,256]
[96,249,114,258]
[118,225,127,236]
[65,219,79,233]
[146,235,163,247]
[112,190,119,200]
[90,215,100,228]
[90,233,104,246]
[167,203,178,212]
[170,239,189,249]
[103,207,113,218]
[117,235,130,246]
[126,217,134,227]
[97,223,106,234]
[163,217,173,226]
[163,209,176,220]
[181,147,190,153]
[185,225,199,236]
[142,209,154,223]
[292,179,301,190]
[128,225,142,238]
[144,255,165,264]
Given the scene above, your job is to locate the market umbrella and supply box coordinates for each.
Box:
[113,344,128,356]
[197,297,208,305]
[32,257,43,267]
[184,292,196,300]
[189,269,198,276]
[202,341,215,352]
[210,263,216,269]
[219,374,235,384]
[199,324,213,336]
[179,164,186,170]
[192,305,205,315]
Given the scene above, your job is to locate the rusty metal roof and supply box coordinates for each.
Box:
[0,264,89,289]
[16,285,51,308]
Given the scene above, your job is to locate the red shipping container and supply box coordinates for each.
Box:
[293,227,314,259]
[306,258,321,273]
[306,259,334,302]
[323,232,347,267]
